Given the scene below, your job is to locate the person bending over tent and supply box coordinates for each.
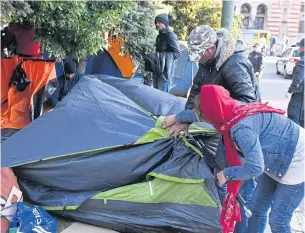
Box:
[46,61,83,107]
[162,25,261,233]
[180,84,304,233]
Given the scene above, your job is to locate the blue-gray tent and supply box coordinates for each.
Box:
[85,51,123,78]
[2,76,221,233]
[169,42,198,97]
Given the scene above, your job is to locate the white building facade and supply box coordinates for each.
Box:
[235,0,304,45]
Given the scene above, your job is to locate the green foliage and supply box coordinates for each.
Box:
[1,0,158,68]
[0,0,33,26]
[1,1,132,61]
[232,12,244,39]
[165,0,243,40]
[115,1,158,68]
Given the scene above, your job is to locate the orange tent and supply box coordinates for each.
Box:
[1,56,55,129]
[107,38,135,79]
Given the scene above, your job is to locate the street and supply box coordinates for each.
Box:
[58,56,304,233]
[260,56,291,111]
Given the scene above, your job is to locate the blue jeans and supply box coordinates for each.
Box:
[152,72,169,92]
[218,179,256,233]
[216,138,256,233]
[248,173,304,233]
[234,179,256,233]
[152,52,174,93]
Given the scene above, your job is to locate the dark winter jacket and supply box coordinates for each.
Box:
[48,73,82,107]
[185,30,261,110]
[288,54,304,94]
[248,51,265,74]
[155,27,181,59]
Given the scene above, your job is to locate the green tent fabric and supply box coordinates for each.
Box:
[2,77,222,233]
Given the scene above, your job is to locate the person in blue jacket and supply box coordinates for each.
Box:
[286,38,304,128]
[165,84,304,233]
[47,61,82,107]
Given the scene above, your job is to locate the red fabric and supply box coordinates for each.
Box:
[8,23,41,56]
[199,85,285,233]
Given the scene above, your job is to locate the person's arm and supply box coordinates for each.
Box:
[222,63,257,103]
[223,126,265,181]
[288,62,304,94]
[185,65,202,110]
[167,31,181,59]
[1,27,16,55]
[176,110,198,123]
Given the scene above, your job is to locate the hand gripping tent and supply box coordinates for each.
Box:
[2,76,222,233]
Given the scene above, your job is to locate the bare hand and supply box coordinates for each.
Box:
[162,115,177,128]
[216,170,227,187]
[168,123,189,137]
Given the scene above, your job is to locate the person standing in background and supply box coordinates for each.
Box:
[248,43,265,82]
[153,14,180,92]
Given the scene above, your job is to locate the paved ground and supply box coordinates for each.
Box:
[57,56,304,233]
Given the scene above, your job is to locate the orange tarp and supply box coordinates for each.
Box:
[1,56,55,129]
[108,38,135,79]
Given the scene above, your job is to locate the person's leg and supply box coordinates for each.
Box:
[234,178,257,233]
[164,53,174,92]
[152,72,158,89]
[247,173,276,233]
[288,94,302,126]
[269,182,304,233]
[299,95,304,128]
[158,75,168,92]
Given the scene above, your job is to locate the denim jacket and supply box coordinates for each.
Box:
[223,112,299,181]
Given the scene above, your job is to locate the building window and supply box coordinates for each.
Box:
[299,21,304,33]
[243,17,249,29]
[255,17,265,29]
[301,4,304,13]
[241,5,250,13]
[257,4,266,14]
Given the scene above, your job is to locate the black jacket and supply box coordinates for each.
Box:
[288,55,304,94]
[185,41,261,110]
[248,51,264,74]
[155,27,181,59]
[48,73,82,107]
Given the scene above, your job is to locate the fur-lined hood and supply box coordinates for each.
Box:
[214,28,244,70]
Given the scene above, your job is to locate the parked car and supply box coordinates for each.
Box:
[276,46,301,79]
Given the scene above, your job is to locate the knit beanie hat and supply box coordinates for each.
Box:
[64,61,76,74]
[155,14,169,27]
